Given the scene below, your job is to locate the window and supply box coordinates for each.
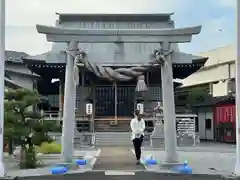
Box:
[205,119,212,129]
[178,95,187,101]
[195,117,199,132]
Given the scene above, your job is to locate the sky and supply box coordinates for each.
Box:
[5,0,235,55]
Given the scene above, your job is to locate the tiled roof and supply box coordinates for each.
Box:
[181,44,235,88]
[5,50,29,63]
[4,75,22,89]
[5,50,40,77]
[197,44,235,67]
[57,13,173,22]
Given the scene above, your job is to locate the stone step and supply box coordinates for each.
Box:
[96,129,129,132]
[95,143,132,146]
[95,131,131,134]
[95,126,130,130]
[95,119,155,132]
[95,123,130,127]
[95,138,132,144]
[94,132,132,146]
[95,143,133,146]
[95,125,129,129]
[95,136,130,139]
[95,139,132,143]
[95,129,130,132]
[95,137,131,139]
[95,137,131,140]
[95,139,130,142]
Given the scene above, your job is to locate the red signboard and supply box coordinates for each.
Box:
[214,104,236,124]
[214,104,236,142]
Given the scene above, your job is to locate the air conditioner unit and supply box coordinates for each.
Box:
[227,79,235,95]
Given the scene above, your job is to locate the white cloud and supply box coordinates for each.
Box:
[6,26,52,55]
[5,0,191,54]
[6,0,185,26]
[220,0,236,8]
[213,0,236,8]
[6,0,233,55]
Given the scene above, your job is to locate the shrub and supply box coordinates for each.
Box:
[4,89,60,168]
[36,142,61,154]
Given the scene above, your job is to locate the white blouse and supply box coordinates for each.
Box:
[130,117,146,140]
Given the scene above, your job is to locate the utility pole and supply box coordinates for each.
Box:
[0,0,5,177]
[235,0,240,176]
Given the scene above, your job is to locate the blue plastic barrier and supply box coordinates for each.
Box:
[75,159,87,165]
[174,161,192,174]
[51,166,68,175]
[145,159,157,165]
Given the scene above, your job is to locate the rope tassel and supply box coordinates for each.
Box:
[73,57,79,86]
[136,75,148,92]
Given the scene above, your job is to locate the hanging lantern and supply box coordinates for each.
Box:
[136,75,148,92]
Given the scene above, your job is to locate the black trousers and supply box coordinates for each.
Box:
[132,135,143,160]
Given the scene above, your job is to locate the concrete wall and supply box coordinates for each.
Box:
[197,107,214,140]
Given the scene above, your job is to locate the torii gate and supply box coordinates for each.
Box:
[36,24,201,163]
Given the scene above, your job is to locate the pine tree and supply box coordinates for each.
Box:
[4,88,59,169]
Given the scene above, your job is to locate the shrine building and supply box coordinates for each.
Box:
[22,13,207,132]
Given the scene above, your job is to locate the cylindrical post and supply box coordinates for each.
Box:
[0,0,5,177]
[58,81,63,118]
[81,71,85,116]
[61,40,78,162]
[114,82,117,122]
[235,0,240,175]
[92,83,96,132]
[161,42,178,163]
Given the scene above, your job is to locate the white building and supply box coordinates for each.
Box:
[181,44,235,141]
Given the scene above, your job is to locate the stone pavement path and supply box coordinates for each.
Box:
[141,149,235,176]
[93,147,145,170]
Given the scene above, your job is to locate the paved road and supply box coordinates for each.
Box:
[93,147,144,170]
[16,171,230,180]
[4,142,238,179]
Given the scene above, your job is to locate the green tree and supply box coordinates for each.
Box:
[4,88,59,169]
[185,86,210,111]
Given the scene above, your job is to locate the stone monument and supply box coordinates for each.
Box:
[176,118,196,146]
[151,102,165,148]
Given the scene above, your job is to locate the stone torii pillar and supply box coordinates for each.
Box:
[36,24,202,163]
[61,40,78,162]
[160,42,177,162]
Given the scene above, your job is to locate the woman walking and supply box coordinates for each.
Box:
[130,109,145,165]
